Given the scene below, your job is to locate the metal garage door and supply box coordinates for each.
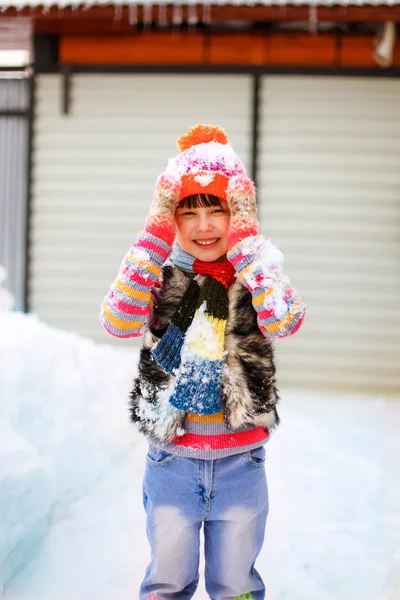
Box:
[258,76,400,393]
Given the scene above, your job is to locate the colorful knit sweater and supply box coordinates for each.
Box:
[101,232,305,457]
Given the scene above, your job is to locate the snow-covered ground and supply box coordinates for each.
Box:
[1,306,400,600]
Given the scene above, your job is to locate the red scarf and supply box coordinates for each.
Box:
[193,257,235,288]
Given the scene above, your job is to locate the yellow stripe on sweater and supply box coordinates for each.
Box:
[186,411,225,423]
[264,298,300,333]
[101,302,143,330]
[125,255,160,278]
[114,280,150,302]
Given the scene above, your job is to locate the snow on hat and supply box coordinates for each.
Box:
[162,124,255,202]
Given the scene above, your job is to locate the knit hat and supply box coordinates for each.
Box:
[161,124,255,202]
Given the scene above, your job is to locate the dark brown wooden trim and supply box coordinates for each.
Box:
[46,64,400,76]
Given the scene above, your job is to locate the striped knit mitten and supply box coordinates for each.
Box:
[226,174,259,250]
[100,173,181,338]
[226,177,305,338]
[145,172,182,245]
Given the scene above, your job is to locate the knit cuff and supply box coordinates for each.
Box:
[144,214,176,248]
[227,219,259,250]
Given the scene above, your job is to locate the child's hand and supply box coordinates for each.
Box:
[145,172,182,245]
[226,175,259,249]
[149,172,182,219]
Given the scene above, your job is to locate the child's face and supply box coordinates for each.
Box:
[175,204,231,262]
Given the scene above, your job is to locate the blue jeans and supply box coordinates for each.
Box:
[140,444,269,600]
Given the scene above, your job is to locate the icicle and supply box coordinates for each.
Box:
[172,3,183,27]
[114,4,123,22]
[308,5,318,36]
[188,2,198,28]
[202,2,211,25]
[143,2,153,27]
[129,3,138,27]
[158,4,168,27]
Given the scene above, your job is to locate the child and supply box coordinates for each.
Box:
[100,125,305,600]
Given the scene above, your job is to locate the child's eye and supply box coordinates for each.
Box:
[212,209,224,214]
[182,211,195,216]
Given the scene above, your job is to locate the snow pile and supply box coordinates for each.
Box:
[0,266,14,312]
[0,419,53,594]
[0,308,400,600]
[0,311,138,590]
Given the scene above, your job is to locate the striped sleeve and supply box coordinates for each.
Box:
[100,231,171,338]
[227,235,305,339]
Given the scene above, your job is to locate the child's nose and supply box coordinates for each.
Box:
[197,216,213,232]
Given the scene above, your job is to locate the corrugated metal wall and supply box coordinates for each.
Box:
[0,77,30,311]
[258,76,400,393]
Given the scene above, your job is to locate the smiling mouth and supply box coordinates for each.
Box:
[193,238,220,247]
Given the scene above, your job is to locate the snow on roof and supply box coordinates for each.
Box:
[0,0,399,9]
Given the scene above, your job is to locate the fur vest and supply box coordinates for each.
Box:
[129,264,280,442]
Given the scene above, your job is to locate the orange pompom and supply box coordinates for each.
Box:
[177,124,229,152]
